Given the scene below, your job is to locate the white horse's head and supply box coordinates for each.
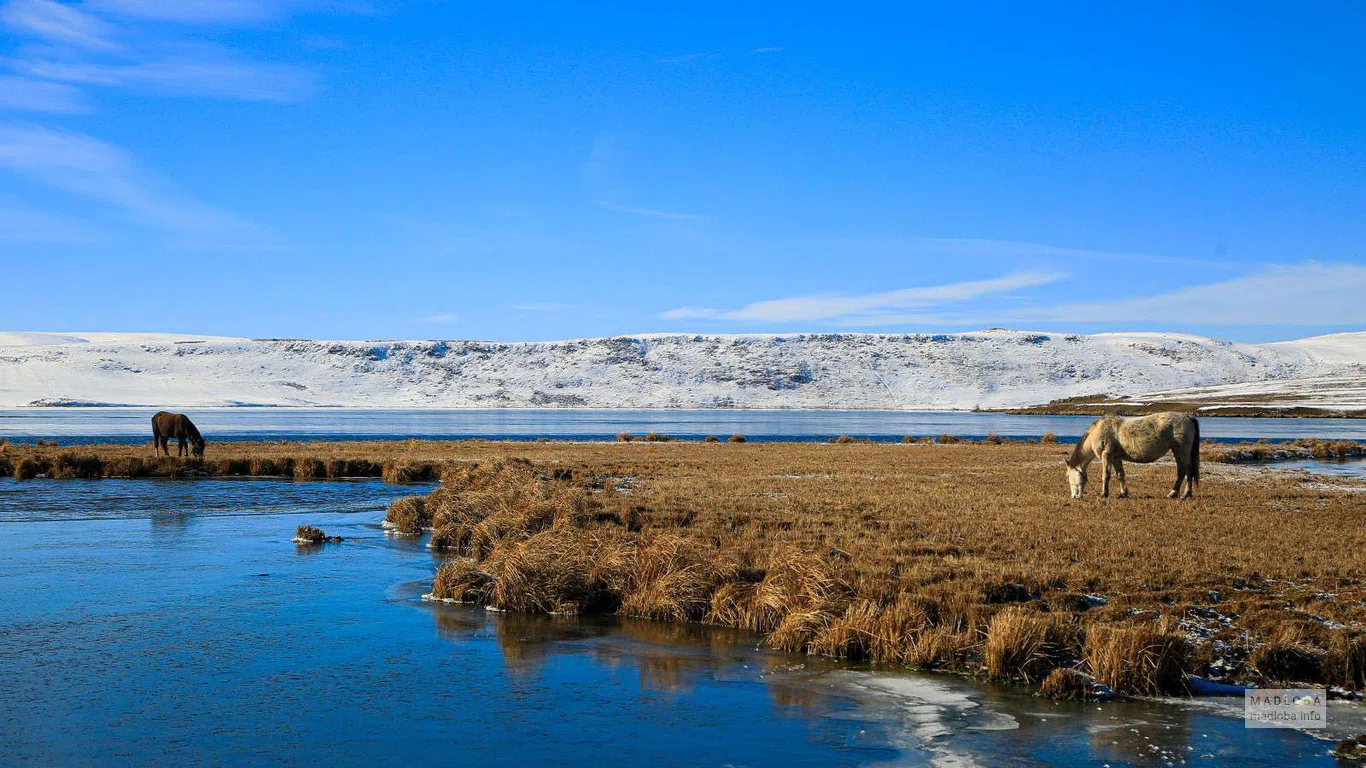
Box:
[1066,462,1087,499]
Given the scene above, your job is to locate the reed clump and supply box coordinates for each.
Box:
[293,524,326,544]
[617,533,722,622]
[429,557,497,603]
[984,607,1077,682]
[385,495,428,535]
[294,457,326,480]
[1083,622,1191,696]
[1038,668,1105,700]
[48,452,103,479]
[14,456,46,480]
[1249,627,1325,683]
[1324,631,1366,691]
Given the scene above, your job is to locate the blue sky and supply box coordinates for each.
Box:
[1,1,1363,342]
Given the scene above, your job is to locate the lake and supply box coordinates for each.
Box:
[1,478,1359,766]
[4,407,1366,444]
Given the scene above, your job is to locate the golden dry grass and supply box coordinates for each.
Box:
[387,440,1366,693]
[9,437,1366,694]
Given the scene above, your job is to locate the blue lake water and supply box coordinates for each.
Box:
[3,406,1366,444]
[1,478,1360,766]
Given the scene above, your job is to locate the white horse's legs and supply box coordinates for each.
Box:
[1100,454,1112,498]
[1114,460,1129,498]
[1169,454,1187,499]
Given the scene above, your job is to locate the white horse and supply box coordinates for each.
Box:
[1065,412,1200,499]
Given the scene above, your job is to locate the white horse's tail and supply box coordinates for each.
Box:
[1190,417,1200,490]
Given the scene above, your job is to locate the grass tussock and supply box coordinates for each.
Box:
[1249,627,1324,683]
[1039,668,1103,700]
[727,434,746,443]
[385,495,428,535]
[430,557,497,604]
[294,457,326,480]
[984,607,1076,682]
[1083,622,1191,696]
[1325,631,1366,691]
[293,524,326,544]
[617,533,721,622]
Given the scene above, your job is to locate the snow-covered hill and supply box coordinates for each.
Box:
[1,330,1364,410]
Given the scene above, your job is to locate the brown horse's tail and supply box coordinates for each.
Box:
[1190,417,1200,491]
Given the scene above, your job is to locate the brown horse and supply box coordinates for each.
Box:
[152,411,206,458]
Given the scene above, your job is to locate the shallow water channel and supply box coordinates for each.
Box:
[1,478,1361,766]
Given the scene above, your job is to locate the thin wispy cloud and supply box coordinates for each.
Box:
[595,200,709,221]
[907,236,1224,268]
[0,0,328,104]
[417,313,460,324]
[1008,262,1366,326]
[0,0,352,247]
[14,42,316,102]
[581,133,711,224]
[512,302,577,312]
[82,0,372,25]
[760,262,1366,329]
[776,235,1224,269]
[0,75,86,112]
[752,46,783,54]
[0,123,266,244]
[0,0,119,50]
[0,204,100,243]
[662,271,1065,324]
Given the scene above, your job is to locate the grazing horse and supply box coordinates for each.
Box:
[152,411,206,458]
[1065,412,1199,499]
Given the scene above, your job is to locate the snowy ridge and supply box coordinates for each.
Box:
[1,330,1364,410]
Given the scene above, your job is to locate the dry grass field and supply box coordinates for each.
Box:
[5,437,1364,696]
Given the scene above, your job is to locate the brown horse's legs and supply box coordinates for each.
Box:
[1100,454,1112,498]
[1184,469,1196,499]
[1115,461,1129,498]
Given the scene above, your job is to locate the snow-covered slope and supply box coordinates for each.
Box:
[1,330,1363,410]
